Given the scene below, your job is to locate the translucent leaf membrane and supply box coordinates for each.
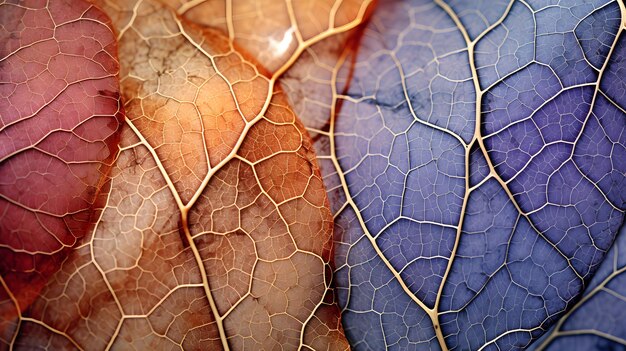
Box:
[285,0,626,350]
[0,0,123,324]
[530,222,626,351]
[0,0,375,349]
[168,0,373,74]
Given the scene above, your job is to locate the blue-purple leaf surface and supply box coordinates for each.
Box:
[302,0,626,349]
[529,222,626,351]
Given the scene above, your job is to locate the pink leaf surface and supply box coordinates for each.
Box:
[0,0,123,321]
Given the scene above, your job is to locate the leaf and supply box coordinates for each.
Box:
[529,221,626,350]
[0,0,372,349]
[0,0,123,326]
[169,0,372,74]
[287,0,626,350]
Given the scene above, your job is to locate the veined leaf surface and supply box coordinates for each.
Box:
[530,222,626,351]
[0,0,123,326]
[1,0,626,350]
[0,0,372,349]
[289,0,626,350]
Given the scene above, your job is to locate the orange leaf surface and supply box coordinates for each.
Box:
[170,0,372,74]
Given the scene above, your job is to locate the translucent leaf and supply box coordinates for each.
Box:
[0,0,372,349]
[289,0,626,349]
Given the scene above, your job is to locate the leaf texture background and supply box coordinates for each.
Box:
[1,0,626,350]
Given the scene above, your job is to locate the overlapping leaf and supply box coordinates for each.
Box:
[0,0,123,332]
[530,222,626,350]
[288,0,626,350]
[0,0,373,349]
[169,0,371,74]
